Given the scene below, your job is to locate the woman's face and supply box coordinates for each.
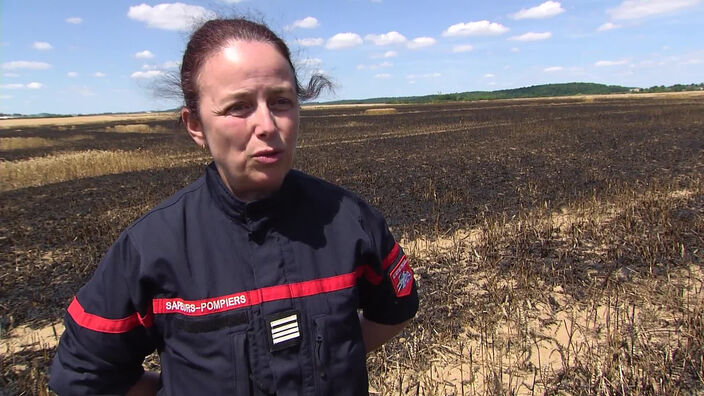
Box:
[183,40,299,202]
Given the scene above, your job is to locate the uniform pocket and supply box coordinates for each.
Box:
[313,316,329,379]
[312,313,367,395]
[232,331,252,395]
[312,316,330,394]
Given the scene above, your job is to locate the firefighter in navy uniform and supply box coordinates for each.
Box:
[49,18,418,396]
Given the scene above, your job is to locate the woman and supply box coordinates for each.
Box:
[50,18,418,395]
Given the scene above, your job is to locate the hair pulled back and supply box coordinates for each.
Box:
[180,18,331,119]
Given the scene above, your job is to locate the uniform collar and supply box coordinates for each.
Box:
[205,162,295,229]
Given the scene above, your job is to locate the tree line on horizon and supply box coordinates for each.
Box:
[320,82,704,105]
[2,82,703,118]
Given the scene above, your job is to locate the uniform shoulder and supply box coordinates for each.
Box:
[287,169,384,224]
[288,169,368,208]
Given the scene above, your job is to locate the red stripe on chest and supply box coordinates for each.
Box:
[152,271,358,317]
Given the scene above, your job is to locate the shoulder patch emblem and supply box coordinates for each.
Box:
[389,255,414,298]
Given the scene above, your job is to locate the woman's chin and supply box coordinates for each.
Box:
[235,172,287,200]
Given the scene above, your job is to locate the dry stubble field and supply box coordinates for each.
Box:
[1,94,703,395]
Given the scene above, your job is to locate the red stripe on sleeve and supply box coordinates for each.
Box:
[67,297,152,334]
[356,265,383,285]
[381,242,400,271]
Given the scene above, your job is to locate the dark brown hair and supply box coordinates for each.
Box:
[180,18,332,119]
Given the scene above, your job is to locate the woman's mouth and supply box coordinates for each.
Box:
[253,149,283,164]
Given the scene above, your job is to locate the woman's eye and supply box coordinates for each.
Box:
[270,97,294,111]
[226,102,251,116]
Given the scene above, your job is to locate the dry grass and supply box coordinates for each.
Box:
[302,103,399,110]
[364,108,398,115]
[2,97,702,395]
[0,150,201,191]
[369,179,704,395]
[0,136,94,151]
[105,124,169,133]
[0,137,55,151]
[0,112,178,129]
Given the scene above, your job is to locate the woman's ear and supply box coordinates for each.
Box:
[182,107,206,147]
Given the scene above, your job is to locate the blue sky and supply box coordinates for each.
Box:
[1,0,703,114]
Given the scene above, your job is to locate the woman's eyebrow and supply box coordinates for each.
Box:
[223,84,294,100]
[266,85,296,95]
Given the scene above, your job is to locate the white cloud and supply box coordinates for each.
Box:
[371,51,398,59]
[94,72,106,77]
[595,60,628,66]
[33,42,52,50]
[286,16,319,30]
[296,38,324,47]
[162,60,180,69]
[131,70,165,79]
[509,32,552,41]
[484,73,495,78]
[374,73,392,79]
[442,20,509,37]
[0,94,12,100]
[143,61,180,71]
[0,82,43,89]
[3,73,20,77]
[511,1,565,19]
[452,44,474,53]
[544,66,564,72]
[608,0,701,20]
[134,50,155,59]
[407,37,436,49]
[325,33,363,49]
[511,47,520,52]
[365,31,407,45]
[67,72,78,77]
[127,3,215,31]
[406,73,442,79]
[66,17,82,24]
[1,61,51,70]
[299,58,323,67]
[597,22,621,31]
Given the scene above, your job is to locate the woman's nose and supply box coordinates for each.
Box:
[253,104,277,137]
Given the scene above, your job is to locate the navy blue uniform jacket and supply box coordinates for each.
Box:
[50,163,418,395]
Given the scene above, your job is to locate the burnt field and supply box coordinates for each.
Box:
[2,95,704,395]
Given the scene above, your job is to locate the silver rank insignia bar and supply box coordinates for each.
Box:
[264,310,301,352]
